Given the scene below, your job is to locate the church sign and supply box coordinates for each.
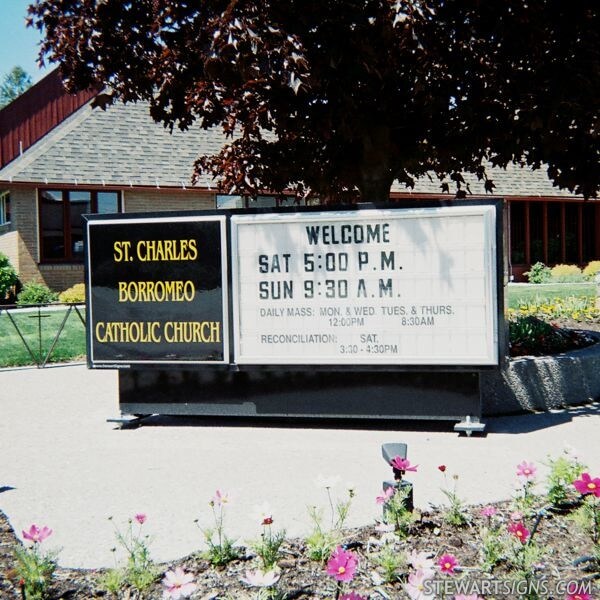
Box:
[85,215,228,366]
[85,202,503,426]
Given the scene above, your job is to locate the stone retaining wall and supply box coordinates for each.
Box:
[481,333,600,415]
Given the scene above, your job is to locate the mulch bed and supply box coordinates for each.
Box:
[1,500,599,599]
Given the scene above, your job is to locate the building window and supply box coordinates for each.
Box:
[216,195,304,209]
[509,199,599,268]
[39,189,121,262]
[0,191,10,225]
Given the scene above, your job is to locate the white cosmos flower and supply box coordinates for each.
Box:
[241,568,280,587]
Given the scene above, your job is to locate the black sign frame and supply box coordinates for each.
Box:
[84,213,229,367]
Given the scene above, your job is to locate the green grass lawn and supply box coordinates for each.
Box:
[506,282,596,308]
[0,306,86,367]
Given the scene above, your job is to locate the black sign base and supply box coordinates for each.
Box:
[119,369,481,423]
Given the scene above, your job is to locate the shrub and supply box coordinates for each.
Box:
[523,262,551,284]
[550,264,585,283]
[0,252,18,298]
[16,282,59,306]
[508,315,595,357]
[583,260,600,281]
[58,283,85,303]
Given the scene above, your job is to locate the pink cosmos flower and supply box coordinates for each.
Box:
[375,487,395,505]
[438,554,458,574]
[340,594,368,600]
[573,472,600,498]
[565,582,592,600]
[211,489,230,506]
[161,567,196,599]
[516,461,537,480]
[390,456,418,472]
[326,546,358,582]
[241,568,280,587]
[404,568,435,599]
[22,524,53,544]
[407,549,435,572]
[508,521,530,544]
[134,513,147,525]
[480,505,497,518]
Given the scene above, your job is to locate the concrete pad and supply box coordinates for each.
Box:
[0,364,599,569]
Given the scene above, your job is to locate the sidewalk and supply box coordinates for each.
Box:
[1,364,599,569]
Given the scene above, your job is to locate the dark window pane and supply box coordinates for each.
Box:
[530,202,544,263]
[582,203,598,262]
[40,190,65,259]
[97,192,119,214]
[564,203,579,263]
[547,203,562,264]
[510,202,526,264]
[69,192,91,258]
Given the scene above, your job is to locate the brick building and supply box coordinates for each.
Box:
[0,70,598,291]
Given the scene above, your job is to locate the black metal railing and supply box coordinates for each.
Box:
[0,303,86,368]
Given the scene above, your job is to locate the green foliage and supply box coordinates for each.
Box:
[305,506,339,562]
[372,543,406,583]
[251,525,286,571]
[505,538,547,582]
[201,500,239,567]
[544,451,587,507]
[0,66,32,108]
[108,516,158,594]
[98,567,125,595]
[58,283,85,303]
[16,282,58,306]
[203,529,239,566]
[305,484,354,562]
[382,485,416,537]
[14,544,57,600]
[0,252,18,298]
[508,315,595,357]
[583,260,600,280]
[507,295,600,323]
[507,283,596,309]
[479,527,504,572]
[570,497,600,544]
[524,262,552,284]
[441,474,470,527]
[550,263,585,283]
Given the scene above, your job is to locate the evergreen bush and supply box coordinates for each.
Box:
[16,282,59,306]
[523,262,551,284]
[0,252,18,299]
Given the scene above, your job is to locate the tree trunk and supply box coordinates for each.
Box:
[357,126,395,203]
